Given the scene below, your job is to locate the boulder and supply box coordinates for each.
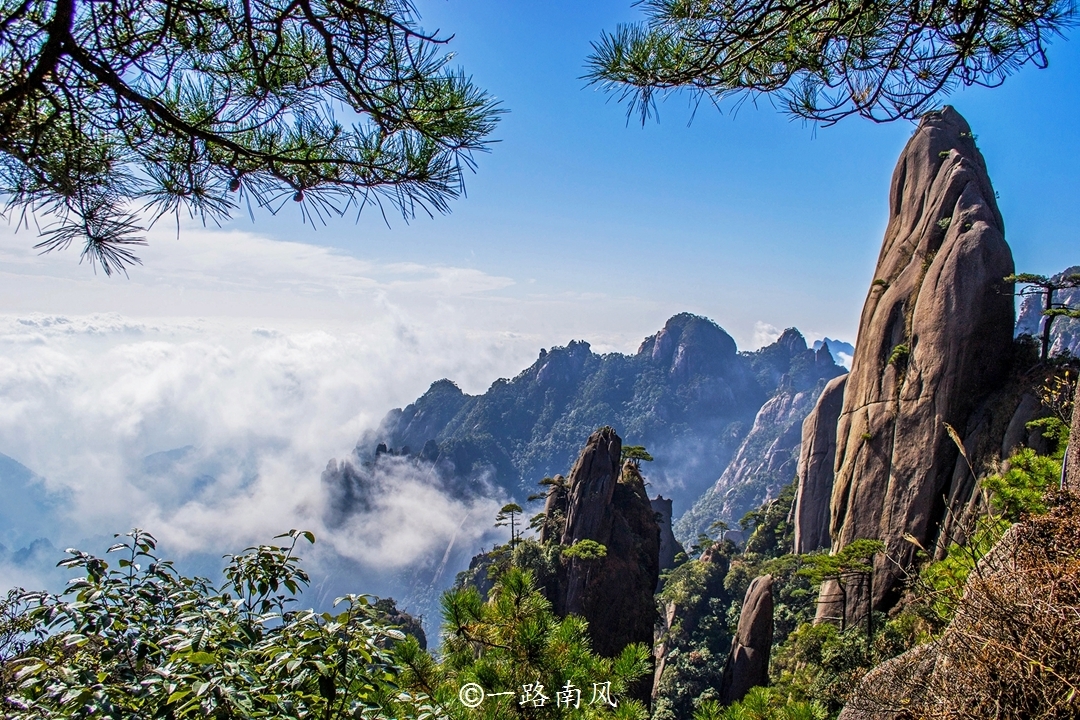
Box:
[793,373,849,553]
[720,574,774,705]
[826,106,1015,618]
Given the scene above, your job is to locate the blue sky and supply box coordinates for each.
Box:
[1,0,1078,594]
[213,0,1080,346]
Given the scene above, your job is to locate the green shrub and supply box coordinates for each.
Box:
[3,530,433,719]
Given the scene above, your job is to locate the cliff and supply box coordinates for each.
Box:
[793,374,848,553]
[678,332,844,541]
[556,427,660,660]
[823,106,1015,616]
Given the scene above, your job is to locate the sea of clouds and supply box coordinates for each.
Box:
[0,222,684,617]
[0,221,850,621]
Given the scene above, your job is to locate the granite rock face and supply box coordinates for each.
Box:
[557,428,660,660]
[826,106,1015,616]
[678,333,844,541]
[651,495,684,572]
[1015,265,1080,358]
[793,373,849,553]
[720,574,774,705]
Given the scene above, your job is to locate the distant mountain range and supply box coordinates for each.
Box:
[341,314,847,540]
[812,338,854,367]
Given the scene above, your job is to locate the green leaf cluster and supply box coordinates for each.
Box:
[2,529,436,719]
[586,0,1073,125]
[401,567,650,719]
[693,686,826,720]
[1,0,500,273]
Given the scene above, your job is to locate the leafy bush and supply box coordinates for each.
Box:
[693,686,826,720]
[2,530,435,719]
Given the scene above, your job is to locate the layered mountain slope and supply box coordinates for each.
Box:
[371,314,841,513]
[676,333,845,541]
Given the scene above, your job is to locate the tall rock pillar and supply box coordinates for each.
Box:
[794,373,848,553]
[719,574,774,705]
[824,106,1015,619]
[558,427,660,660]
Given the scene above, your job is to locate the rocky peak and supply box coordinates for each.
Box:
[824,106,1015,617]
[535,340,592,387]
[793,373,848,554]
[651,495,685,572]
[638,313,738,378]
[775,327,808,356]
[554,428,659,662]
[561,427,623,548]
[720,574,774,705]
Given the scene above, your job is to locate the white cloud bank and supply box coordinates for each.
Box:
[0,222,686,609]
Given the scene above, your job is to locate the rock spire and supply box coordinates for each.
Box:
[824,106,1015,617]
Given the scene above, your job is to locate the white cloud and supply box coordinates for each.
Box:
[0,221,725,608]
[752,321,782,348]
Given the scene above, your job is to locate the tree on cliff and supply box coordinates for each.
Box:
[1007,272,1080,360]
[620,444,654,471]
[496,502,524,546]
[400,567,650,719]
[800,539,884,632]
[586,1,1073,125]
[0,0,499,274]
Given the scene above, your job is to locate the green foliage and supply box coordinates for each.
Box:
[798,539,884,633]
[620,445,654,469]
[798,540,883,586]
[496,503,525,545]
[886,343,910,366]
[915,516,1010,628]
[655,486,819,720]
[2,529,435,719]
[982,448,1061,521]
[2,0,500,273]
[404,568,650,719]
[694,686,827,720]
[562,540,608,562]
[653,549,733,720]
[585,1,1073,125]
[1007,273,1080,360]
[740,482,798,558]
[769,612,919,717]
[512,538,563,594]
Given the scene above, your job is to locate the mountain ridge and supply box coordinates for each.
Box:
[359,314,845,531]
